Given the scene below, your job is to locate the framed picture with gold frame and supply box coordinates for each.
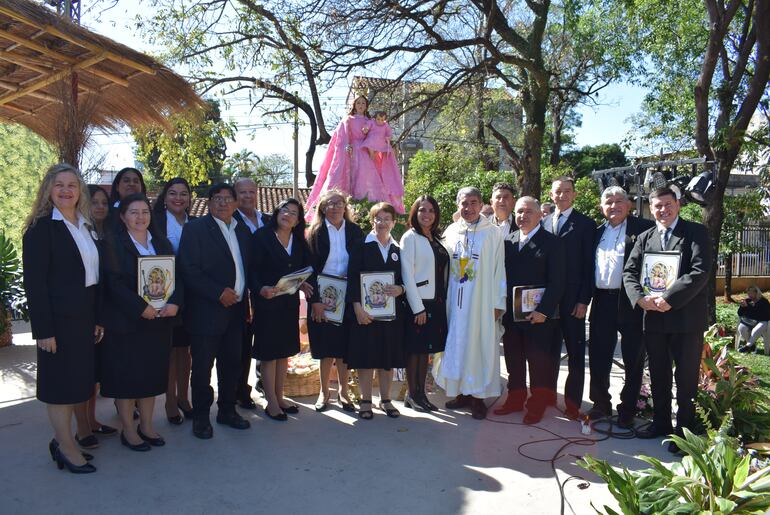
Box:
[138,256,175,309]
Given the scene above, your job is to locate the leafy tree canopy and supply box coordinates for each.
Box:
[561,143,629,179]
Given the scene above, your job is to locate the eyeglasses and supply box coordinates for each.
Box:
[279,207,299,217]
[373,218,393,225]
[211,196,234,204]
[326,201,345,209]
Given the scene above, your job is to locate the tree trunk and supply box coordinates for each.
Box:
[724,252,733,302]
[519,72,549,198]
[549,106,563,166]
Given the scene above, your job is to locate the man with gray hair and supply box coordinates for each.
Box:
[434,186,507,420]
[587,186,653,426]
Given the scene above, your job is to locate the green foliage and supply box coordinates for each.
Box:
[0,124,56,249]
[404,148,516,227]
[133,99,235,189]
[223,151,294,186]
[561,144,629,179]
[580,421,770,514]
[715,303,739,335]
[0,231,28,331]
[720,192,766,255]
[539,164,603,224]
[679,202,704,223]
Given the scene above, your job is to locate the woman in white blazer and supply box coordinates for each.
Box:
[400,195,449,411]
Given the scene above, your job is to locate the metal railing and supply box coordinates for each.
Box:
[717,225,770,277]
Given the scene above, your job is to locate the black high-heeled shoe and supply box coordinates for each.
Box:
[53,447,96,474]
[404,394,427,412]
[137,426,165,447]
[264,406,288,421]
[418,393,438,412]
[49,439,93,462]
[177,402,193,419]
[120,432,151,452]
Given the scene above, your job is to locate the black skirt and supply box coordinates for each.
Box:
[171,324,190,348]
[308,305,351,359]
[404,299,447,354]
[346,302,406,370]
[99,322,173,399]
[252,298,300,361]
[37,312,96,405]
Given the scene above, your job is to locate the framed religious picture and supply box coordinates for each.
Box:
[360,271,396,320]
[138,256,175,309]
[512,285,559,322]
[641,251,681,297]
[317,274,347,325]
[274,266,314,297]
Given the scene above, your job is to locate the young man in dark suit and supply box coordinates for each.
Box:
[588,187,654,426]
[488,182,516,238]
[232,178,271,410]
[623,187,712,453]
[178,183,254,439]
[542,176,596,419]
[495,197,565,424]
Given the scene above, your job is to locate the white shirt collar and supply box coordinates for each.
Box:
[166,209,187,225]
[325,218,346,232]
[520,224,540,241]
[555,206,573,219]
[51,206,86,229]
[656,217,679,233]
[213,216,238,232]
[365,232,395,247]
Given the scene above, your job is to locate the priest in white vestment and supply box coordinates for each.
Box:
[433,187,507,419]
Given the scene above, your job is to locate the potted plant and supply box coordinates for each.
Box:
[0,232,28,347]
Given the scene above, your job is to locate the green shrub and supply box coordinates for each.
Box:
[716,303,740,335]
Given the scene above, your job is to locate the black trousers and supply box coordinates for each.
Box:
[558,308,586,411]
[190,311,243,420]
[502,320,561,413]
[644,330,703,432]
[588,290,645,418]
[236,321,254,401]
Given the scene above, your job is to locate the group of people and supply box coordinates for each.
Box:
[25,158,719,475]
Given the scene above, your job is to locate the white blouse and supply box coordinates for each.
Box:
[322,220,348,276]
[129,231,157,256]
[51,207,99,287]
[165,210,187,254]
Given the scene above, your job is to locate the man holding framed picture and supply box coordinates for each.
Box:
[623,187,711,453]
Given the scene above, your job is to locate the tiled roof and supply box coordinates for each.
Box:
[188,186,310,217]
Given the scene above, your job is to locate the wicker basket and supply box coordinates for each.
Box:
[284,368,320,397]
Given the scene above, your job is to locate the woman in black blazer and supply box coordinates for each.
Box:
[250,198,313,421]
[104,167,147,234]
[347,202,406,420]
[23,163,102,474]
[153,178,195,424]
[306,189,363,412]
[400,196,449,412]
[100,193,183,451]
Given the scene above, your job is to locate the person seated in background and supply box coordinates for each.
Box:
[737,285,770,354]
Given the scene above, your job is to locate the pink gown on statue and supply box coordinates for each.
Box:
[360,121,405,214]
[305,115,375,221]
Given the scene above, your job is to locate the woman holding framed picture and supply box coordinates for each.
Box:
[346,202,406,420]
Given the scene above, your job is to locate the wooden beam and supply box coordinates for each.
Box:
[0,6,157,75]
[0,53,106,106]
[0,79,60,102]
[0,29,129,86]
[0,102,34,115]
[0,52,99,95]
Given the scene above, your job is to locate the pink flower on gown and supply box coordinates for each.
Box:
[305,114,375,221]
[360,121,405,213]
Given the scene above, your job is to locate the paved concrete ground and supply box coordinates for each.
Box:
[0,322,675,515]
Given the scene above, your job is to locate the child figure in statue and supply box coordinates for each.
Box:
[360,111,405,214]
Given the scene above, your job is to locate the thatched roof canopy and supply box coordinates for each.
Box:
[0,0,203,142]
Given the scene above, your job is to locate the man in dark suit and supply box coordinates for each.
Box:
[542,176,596,419]
[232,178,271,410]
[623,187,711,453]
[494,196,565,424]
[178,183,253,439]
[588,187,654,426]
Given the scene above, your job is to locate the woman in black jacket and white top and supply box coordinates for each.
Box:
[23,163,103,473]
[400,196,449,411]
[306,189,363,412]
[737,285,770,354]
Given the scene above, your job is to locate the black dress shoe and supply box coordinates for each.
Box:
[120,432,151,452]
[471,398,487,420]
[445,394,472,410]
[137,426,166,447]
[616,414,635,429]
[167,414,184,425]
[667,440,682,454]
[281,404,299,414]
[53,447,97,474]
[74,433,99,449]
[587,406,611,421]
[635,423,674,439]
[338,397,356,413]
[523,410,544,425]
[264,407,288,421]
[49,439,93,461]
[92,424,117,436]
[216,412,251,429]
[738,343,756,353]
[237,398,257,410]
[193,420,213,439]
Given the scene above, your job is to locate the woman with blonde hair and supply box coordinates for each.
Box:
[738,285,770,354]
[306,189,363,412]
[23,163,103,473]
